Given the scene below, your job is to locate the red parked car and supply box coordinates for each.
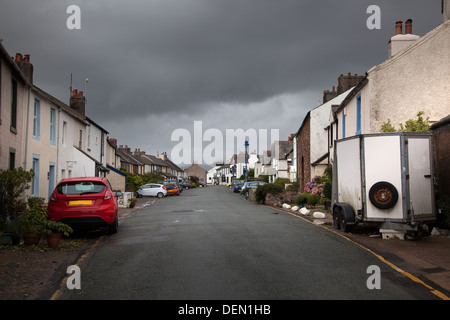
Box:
[164,183,180,196]
[47,177,121,233]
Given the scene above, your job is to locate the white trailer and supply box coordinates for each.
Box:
[331,133,435,239]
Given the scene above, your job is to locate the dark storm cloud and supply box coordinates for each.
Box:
[0,0,443,158]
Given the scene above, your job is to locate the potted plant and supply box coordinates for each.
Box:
[19,197,47,245]
[0,220,20,244]
[42,220,73,249]
[128,198,137,208]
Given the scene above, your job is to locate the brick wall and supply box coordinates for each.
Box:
[296,115,311,192]
[432,116,450,198]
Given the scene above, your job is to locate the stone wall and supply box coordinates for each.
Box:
[264,190,298,207]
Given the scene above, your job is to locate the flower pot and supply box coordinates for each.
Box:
[46,233,63,249]
[23,233,41,246]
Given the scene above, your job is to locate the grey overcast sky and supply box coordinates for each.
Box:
[0,0,444,166]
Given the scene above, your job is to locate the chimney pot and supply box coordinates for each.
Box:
[405,19,413,34]
[23,54,30,63]
[72,89,78,96]
[15,53,23,61]
[78,91,83,96]
[396,20,403,35]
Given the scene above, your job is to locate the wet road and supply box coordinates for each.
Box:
[58,186,436,300]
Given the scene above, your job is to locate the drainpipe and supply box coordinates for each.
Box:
[23,84,31,171]
[55,107,61,184]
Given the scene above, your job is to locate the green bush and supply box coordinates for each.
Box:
[295,193,309,205]
[126,173,144,193]
[286,182,299,191]
[19,197,47,234]
[436,197,450,229]
[274,178,290,186]
[306,193,321,207]
[0,168,34,223]
[323,182,332,200]
[255,183,284,204]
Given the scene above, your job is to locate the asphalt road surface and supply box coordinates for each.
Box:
[57,186,437,300]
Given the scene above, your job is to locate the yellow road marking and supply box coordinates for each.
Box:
[264,204,450,300]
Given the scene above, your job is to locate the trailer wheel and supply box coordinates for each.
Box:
[333,204,355,233]
[339,213,353,233]
[333,207,341,230]
[369,181,398,210]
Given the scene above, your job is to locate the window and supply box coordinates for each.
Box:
[8,148,16,170]
[11,78,17,133]
[56,181,106,195]
[0,58,2,125]
[87,125,91,149]
[356,94,361,135]
[342,111,346,138]
[31,156,40,197]
[50,107,56,145]
[62,121,67,146]
[33,98,40,140]
[48,163,55,199]
[79,129,83,149]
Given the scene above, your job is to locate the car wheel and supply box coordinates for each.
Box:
[369,181,398,210]
[157,192,164,198]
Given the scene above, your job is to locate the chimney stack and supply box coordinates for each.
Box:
[444,0,450,22]
[405,19,413,34]
[395,20,403,35]
[388,19,420,58]
[323,86,338,104]
[108,138,117,148]
[15,52,33,83]
[337,73,364,95]
[70,88,86,116]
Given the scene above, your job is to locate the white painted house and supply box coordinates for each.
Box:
[335,15,450,145]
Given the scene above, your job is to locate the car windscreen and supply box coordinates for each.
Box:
[57,181,106,195]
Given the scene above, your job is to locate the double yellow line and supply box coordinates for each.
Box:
[265,204,450,300]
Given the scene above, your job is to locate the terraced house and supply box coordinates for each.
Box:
[0,45,28,171]
[0,42,112,200]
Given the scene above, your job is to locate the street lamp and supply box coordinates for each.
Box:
[244,140,249,184]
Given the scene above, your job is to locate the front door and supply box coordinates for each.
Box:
[48,163,55,199]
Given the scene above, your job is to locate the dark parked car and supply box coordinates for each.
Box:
[47,177,121,233]
[180,180,191,189]
[233,181,243,193]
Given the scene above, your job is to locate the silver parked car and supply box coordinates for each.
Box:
[242,181,267,189]
[136,184,167,198]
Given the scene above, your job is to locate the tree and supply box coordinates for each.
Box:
[380,111,431,133]
[0,168,34,222]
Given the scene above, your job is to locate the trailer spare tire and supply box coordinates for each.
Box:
[369,181,398,210]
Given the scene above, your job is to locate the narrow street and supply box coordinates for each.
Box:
[55,186,438,300]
